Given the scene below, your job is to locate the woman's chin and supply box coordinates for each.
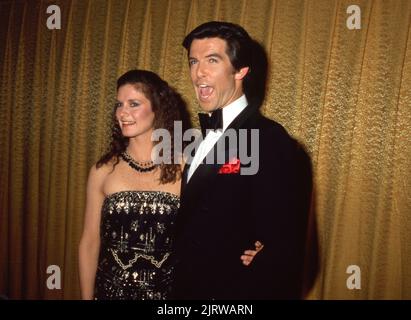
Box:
[121,130,139,138]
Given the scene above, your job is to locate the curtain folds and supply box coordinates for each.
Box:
[0,0,410,299]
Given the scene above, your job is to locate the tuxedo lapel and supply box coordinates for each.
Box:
[225,103,258,132]
[181,162,190,193]
[180,158,219,211]
[181,105,258,211]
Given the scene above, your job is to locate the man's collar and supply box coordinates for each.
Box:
[220,95,248,131]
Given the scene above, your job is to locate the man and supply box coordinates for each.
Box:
[172,21,312,299]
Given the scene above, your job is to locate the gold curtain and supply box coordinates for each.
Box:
[0,0,410,299]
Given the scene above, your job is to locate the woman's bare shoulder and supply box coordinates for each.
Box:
[89,159,117,183]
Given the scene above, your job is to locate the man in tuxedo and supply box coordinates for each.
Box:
[172,21,312,299]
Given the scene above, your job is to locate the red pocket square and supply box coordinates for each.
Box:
[218,158,240,174]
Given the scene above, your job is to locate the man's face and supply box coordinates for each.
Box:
[188,37,249,112]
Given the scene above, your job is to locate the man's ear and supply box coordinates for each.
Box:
[235,67,250,80]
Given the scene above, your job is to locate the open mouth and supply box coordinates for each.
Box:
[197,84,214,101]
[121,121,136,127]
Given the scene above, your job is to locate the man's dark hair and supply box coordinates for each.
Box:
[182,21,252,72]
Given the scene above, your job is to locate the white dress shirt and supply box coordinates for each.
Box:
[187,95,248,182]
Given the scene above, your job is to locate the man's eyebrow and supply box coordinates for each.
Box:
[205,53,223,59]
[188,53,224,60]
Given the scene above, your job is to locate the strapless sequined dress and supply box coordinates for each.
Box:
[94,190,180,300]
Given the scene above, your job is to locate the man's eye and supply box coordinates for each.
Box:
[209,58,218,63]
[189,60,197,66]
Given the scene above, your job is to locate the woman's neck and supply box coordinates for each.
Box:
[126,131,154,162]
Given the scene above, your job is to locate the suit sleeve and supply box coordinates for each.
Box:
[248,125,312,299]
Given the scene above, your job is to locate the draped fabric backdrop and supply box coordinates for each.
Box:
[0,0,410,299]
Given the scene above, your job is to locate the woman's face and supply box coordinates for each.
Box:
[115,84,155,139]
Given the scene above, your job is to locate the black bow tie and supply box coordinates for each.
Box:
[198,108,223,138]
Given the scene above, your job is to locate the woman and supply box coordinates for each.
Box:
[79,70,259,300]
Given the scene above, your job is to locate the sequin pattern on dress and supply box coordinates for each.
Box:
[94,191,180,300]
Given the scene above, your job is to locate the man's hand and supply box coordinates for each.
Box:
[241,241,264,266]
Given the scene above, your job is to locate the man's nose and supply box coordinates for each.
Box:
[196,61,207,79]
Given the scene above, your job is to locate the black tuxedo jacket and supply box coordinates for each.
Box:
[171,105,312,299]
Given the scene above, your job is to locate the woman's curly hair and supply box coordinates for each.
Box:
[96,69,188,184]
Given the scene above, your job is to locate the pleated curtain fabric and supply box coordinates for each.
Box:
[0,0,410,299]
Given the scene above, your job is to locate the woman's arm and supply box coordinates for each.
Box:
[78,165,106,300]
